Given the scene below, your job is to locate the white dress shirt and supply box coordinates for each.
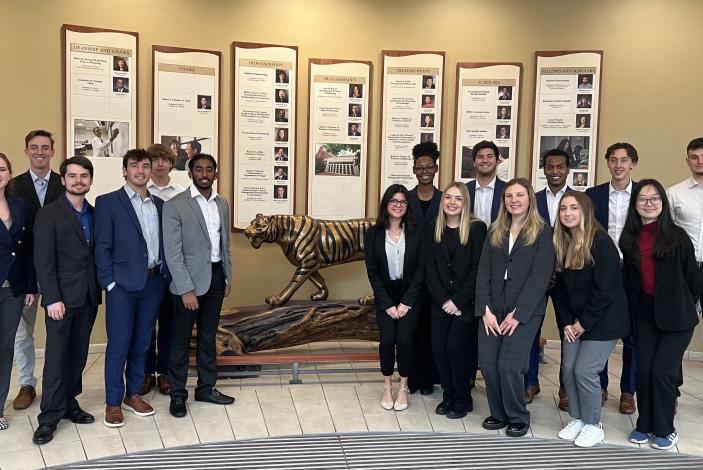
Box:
[148,179,185,202]
[190,184,221,262]
[668,177,703,262]
[91,136,111,158]
[385,228,405,281]
[474,177,497,225]
[546,186,568,227]
[608,180,633,257]
[29,169,48,206]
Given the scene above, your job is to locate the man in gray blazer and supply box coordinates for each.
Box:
[162,153,233,418]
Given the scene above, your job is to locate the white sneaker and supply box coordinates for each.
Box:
[558,419,584,440]
[574,423,604,448]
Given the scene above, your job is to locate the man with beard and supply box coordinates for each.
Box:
[32,157,101,444]
[405,141,442,395]
[164,154,233,417]
[95,149,170,428]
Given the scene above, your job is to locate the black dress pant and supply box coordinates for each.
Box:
[408,288,440,389]
[38,303,98,426]
[431,313,474,409]
[169,263,226,400]
[634,293,694,437]
[376,280,420,377]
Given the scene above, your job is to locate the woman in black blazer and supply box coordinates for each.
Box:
[619,179,699,451]
[0,153,37,431]
[426,182,486,419]
[365,184,425,412]
[550,191,629,447]
[475,178,554,437]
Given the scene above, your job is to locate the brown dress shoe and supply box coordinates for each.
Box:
[619,392,636,414]
[13,385,36,410]
[525,385,541,404]
[602,389,608,407]
[140,374,156,396]
[104,405,124,427]
[123,394,154,416]
[558,388,569,412]
[157,375,171,395]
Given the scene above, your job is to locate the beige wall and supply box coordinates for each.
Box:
[2,0,702,350]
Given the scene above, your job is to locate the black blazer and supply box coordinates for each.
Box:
[364,225,425,312]
[622,225,699,332]
[0,194,37,297]
[407,186,442,226]
[475,224,555,323]
[34,198,101,309]
[466,178,506,223]
[551,230,630,341]
[8,170,65,217]
[426,221,487,322]
[585,180,639,229]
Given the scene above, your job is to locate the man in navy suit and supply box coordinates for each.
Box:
[526,149,576,406]
[585,142,639,415]
[465,140,506,386]
[95,149,170,428]
[466,140,506,226]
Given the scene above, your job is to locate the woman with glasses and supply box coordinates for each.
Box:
[426,182,486,419]
[551,191,629,447]
[365,184,425,411]
[620,179,699,450]
[475,178,554,437]
[405,142,442,396]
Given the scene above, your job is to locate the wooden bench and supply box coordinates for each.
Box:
[189,352,380,384]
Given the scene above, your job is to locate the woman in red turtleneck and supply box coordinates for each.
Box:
[619,179,699,451]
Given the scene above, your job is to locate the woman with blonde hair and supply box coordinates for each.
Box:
[475,178,554,437]
[426,182,487,419]
[551,191,629,447]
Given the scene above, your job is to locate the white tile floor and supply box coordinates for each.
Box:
[3,341,703,469]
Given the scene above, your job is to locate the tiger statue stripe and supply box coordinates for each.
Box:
[245,213,374,306]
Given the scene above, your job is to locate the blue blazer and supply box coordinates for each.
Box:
[407,186,442,226]
[94,188,170,292]
[535,186,573,225]
[466,178,506,223]
[585,180,639,229]
[0,194,37,297]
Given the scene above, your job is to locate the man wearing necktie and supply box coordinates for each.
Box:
[8,130,65,410]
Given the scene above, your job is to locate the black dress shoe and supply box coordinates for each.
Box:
[482,416,507,430]
[435,400,452,415]
[169,398,187,417]
[194,388,235,405]
[408,385,419,395]
[506,422,529,437]
[33,424,56,445]
[420,385,435,395]
[64,407,95,424]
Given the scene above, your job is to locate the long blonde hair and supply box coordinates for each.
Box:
[489,178,545,247]
[553,191,599,272]
[434,181,474,245]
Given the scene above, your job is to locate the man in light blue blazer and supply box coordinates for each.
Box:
[163,154,233,418]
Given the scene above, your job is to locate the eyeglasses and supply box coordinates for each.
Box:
[636,196,662,206]
[413,165,437,173]
[389,199,408,207]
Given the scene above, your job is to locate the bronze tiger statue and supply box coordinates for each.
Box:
[245,214,375,306]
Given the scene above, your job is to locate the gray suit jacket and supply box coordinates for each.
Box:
[474,225,554,323]
[163,188,232,296]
